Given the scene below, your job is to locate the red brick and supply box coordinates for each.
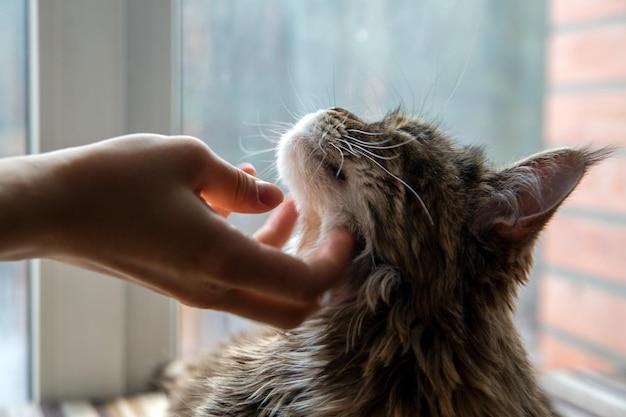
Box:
[543,216,626,283]
[565,156,626,215]
[538,273,626,355]
[548,24,626,85]
[539,333,614,371]
[544,91,626,147]
[551,0,626,26]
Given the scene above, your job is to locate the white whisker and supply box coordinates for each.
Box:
[238,134,278,159]
[346,128,386,136]
[238,147,277,158]
[338,139,400,161]
[308,156,327,190]
[241,133,280,141]
[243,121,293,128]
[359,151,434,226]
[337,140,359,157]
[257,163,279,182]
[329,142,346,178]
[344,135,394,147]
[343,134,413,150]
[336,143,359,158]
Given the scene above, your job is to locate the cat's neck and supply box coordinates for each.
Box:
[298,294,552,417]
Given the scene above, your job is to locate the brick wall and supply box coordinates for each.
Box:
[539,0,626,371]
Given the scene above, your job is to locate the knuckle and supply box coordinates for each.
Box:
[170,136,213,172]
[180,281,229,310]
[233,168,253,204]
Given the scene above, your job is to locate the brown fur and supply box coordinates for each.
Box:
[164,108,611,416]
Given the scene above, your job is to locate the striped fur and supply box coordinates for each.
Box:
[166,108,611,416]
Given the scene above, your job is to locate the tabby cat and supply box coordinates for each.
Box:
[165,107,610,416]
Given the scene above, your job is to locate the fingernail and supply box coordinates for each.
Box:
[257,180,284,207]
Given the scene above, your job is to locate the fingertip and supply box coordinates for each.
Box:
[235,163,284,209]
[201,157,283,213]
[238,162,257,176]
[334,228,355,245]
[282,196,298,213]
[219,289,314,328]
[323,228,355,261]
[253,198,299,248]
[267,197,298,227]
[257,180,284,208]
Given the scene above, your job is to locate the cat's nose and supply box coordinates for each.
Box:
[329,107,358,120]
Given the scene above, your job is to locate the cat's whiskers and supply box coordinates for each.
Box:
[243,120,293,129]
[304,127,333,190]
[257,163,279,183]
[337,139,400,161]
[239,120,291,181]
[243,121,292,145]
[334,143,358,159]
[266,130,290,140]
[344,134,415,151]
[342,134,394,148]
[355,147,435,226]
[238,147,277,158]
[334,140,359,157]
[327,130,434,224]
[329,142,346,179]
[346,128,386,137]
[308,153,328,191]
[238,135,281,182]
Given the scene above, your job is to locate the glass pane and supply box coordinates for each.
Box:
[181,0,545,352]
[0,0,29,404]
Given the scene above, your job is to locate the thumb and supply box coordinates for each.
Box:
[200,153,284,213]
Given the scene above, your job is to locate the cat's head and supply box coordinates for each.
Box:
[277,107,609,318]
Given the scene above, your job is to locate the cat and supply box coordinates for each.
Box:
[164,107,611,416]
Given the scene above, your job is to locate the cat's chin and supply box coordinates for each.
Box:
[291,204,324,258]
[292,199,355,256]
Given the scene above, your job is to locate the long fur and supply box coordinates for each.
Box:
[163,107,611,417]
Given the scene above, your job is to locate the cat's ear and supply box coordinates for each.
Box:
[472,147,612,241]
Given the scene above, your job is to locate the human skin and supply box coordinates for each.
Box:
[0,133,354,328]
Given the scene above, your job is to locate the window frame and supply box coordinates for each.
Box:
[29,0,181,400]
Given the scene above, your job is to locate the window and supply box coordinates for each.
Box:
[0,0,29,405]
[180,0,546,354]
[3,0,622,404]
[31,0,180,401]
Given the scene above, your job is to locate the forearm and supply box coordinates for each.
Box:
[0,134,354,327]
[0,154,57,260]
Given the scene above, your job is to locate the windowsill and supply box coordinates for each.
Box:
[3,371,624,417]
[543,371,626,417]
[0,392,167,417]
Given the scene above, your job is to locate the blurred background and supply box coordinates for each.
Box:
[0,0,30,405]
[0,0,624,405]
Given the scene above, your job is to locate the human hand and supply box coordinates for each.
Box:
[0,134,353,327]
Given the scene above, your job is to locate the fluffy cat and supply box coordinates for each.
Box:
[164,107,610,416]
